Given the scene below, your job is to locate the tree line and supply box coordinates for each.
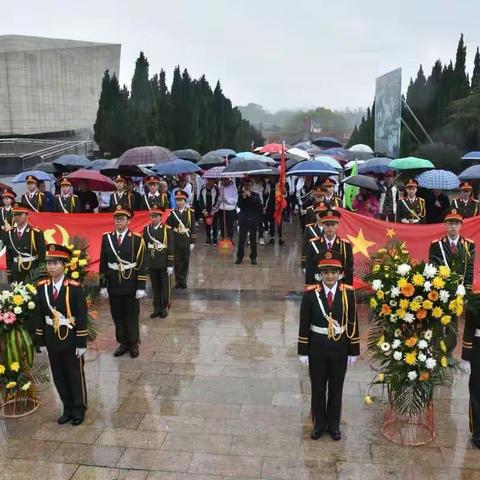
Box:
[94,52,263,157]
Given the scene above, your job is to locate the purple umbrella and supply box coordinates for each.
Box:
[117,146,176,166]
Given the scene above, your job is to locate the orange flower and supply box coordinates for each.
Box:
[428,290,439,302]
[90,310,98,320]
[405,336,418,347]
[401,283,415,297]
[380,304,392,316]
[416,309,427,320]
[419,372,429,382]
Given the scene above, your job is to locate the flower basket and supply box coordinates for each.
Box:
[0,392,39,418]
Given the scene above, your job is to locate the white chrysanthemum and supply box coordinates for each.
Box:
[372,280,383,291]
[390,287,400,298]
[423,264,437,279]
[397,264,411,276]
[424,330,433,341]
[418,353,427,362]
[392,339,401,349]
[404,312,415,324]
[408,371,418,381]
[389,314,398,323]
[439,290,450,303]
[425,358,437,370]
[393,351,402,361]
[423,281,432,292]
[380,342,391,352]
[27,301,35,310]
[13,306,21,315]
[418,339,428,350]
[394,329,402,337]
[456,285,466,297]
[389,300,398,307]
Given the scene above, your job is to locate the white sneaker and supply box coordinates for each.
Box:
[259,238,265,246]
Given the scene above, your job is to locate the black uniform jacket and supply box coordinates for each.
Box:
[55,194,81,213]
[451,198,479,218]
[396,196,426,223]
[109,192,135,211]
[35,278,88,351]
[141,192,171,211]
[143,223,174,269]
[301,223,323,269]
[298,283,360,357]
[0,207,13,230]
[21,191,45,212]
[168,208,196,247]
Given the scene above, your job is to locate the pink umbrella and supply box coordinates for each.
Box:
[66,169,116,191]
[202,166,244,179]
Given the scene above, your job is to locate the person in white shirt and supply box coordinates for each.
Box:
[216,178,238,242]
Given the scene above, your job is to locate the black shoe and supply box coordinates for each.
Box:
[57,414,72,425]
[251,259,257,265]
[114,344,129,357]
[329,430,341,441]
[181,283,187,289]
[310,428,324,440]
[71,417,84,426]
[473,437,480,449]
[159,310,168,318]
[130,346,139,358]
[235,259,242,265]
[269,239,274,245]
[150,312,159,319]
[279,239,285,246]
[174,283,181,289]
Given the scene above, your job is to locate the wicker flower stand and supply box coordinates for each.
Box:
[0,392,39,418]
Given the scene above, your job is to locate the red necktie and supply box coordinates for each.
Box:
[327,241,332,251]
[450,242,457,255]
[53,286,58,301]
[327,291,333,308]
[16,230,22,240]
[117,234,122,246]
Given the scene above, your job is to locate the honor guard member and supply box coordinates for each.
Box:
[303,186,326,226]
[109,176,135,211]
[99,206,147,358]
[55,178,81,213]
[429,208,475,352]
[5,202,46,284]
[305,209,353,286]
[168,189,196,289]
[322,178,342,208]
[143,204,174,318]
[21,175,45,212]
[301,203,325,271]
[0,190,16,232]
[142,176,171,211]
[397,179,426,223]
[452,182,479,218]
[35,244,88,426]
[298,252,360,441]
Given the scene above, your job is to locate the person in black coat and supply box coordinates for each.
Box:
[298,252,360,441]
[55,178,81,213]
[235,178,263,265]
[35,244,88,425]
[77,181,99,213]
[425,189,450,224]
[0,189,16,233]
[198,179,220,245]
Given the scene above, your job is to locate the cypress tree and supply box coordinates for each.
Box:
[94,70,114,154]
[151,69,171,146]
[472,47,480,91]
[452,34,469,100]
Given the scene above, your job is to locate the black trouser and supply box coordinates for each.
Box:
[48,348,87,419]
[149,267,169,313]
[109,294,140,346]
[470,342,480,439]
[237,221,258,261]
[204,214,218,243]
[216,210,236,241]
[379,213,395,222]
[174,245,190,286]
[309,341,348,431]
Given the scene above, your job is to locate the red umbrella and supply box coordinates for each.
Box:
[66,169,116,191]
[256,143,285,154]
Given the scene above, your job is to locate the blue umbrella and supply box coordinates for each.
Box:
[232,152,275,165]
[416,170,459,190]
[359,157,394,174]
[152,159,201,175]
[461,151,480,161]
[87,159,113,171]
[322,147,348,157]
[53,154,91,170]
[213,148,236,158]
[286,159,338,176]
[459,165,480,180]
[12,170,53,183]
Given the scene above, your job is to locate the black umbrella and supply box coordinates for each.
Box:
[312,136,343,148]
[198,153,226,169]
[173,149,201,162]
[101,164,157,178]
[53,154,91,171]
[28,162,59,174]
[344,151,374,162]
[342,174,385,192]
[223,159,271,175]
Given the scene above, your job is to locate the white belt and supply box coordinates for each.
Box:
[45,315,74,329]
[147,242,166,250]
[310,324,345,335]
[14,255,38,263]
[108,261,137,271]
[475,329,480,338]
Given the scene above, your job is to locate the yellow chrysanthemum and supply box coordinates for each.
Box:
[439,341,447,352]
[399,299,410,310]
[397,278,408,289]
[373,264,380,272]
[395,308,407,318]
[12,294,24,306]
[73,250,81,257]
[71,271,80,280]
[412,273,425,286]
[409,300,421,312]
[432,307,443,318]
[10,362,20,372]
[377,373,385,382]
[404,352,417,365]
[438,265,451,278]
[79,259,88,267]
[456,305,463,316]
[449,299,457,313]
[376,290,385,300]
[456,295,464,306]
[70,257,78,264]
[370,298,378,309]
[6,381,16,389]
[441,356,448,367]
[441,315,452,325]
[0,364,5,375]
[432,277,445,289]
[26,284,37,295]
[422,300,433,310]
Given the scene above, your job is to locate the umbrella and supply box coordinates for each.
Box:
[286,157,306,170]
[286,159,338,177]
[459,165,480,180]
[359,157,394,174]
[213,148,236,158]
[12,170,53,183]
[322,147,348,157]
[117,146,175,166]
[344,150,374,162]
[415,170,459,190]
[87,159,114,171]
[255,166,280,176]
[344,160,366,170]
[389,157,435,170]
[66,169,116,191]
[27,162,59,174]
[152,159,202,176]
[222,159,271,175]
[198,153,226,169]
[232,152,276,165]
[314,155,342,171]
[312,136,343,148]
[173,149,201,162]
[342,175,384,192]
[101,164,157,178]
[202,166,226,179]
[286,147,310,160]
[461,151,480,161]
[349,144,374,153]
[257,143,284,154]
[53,154,91,170]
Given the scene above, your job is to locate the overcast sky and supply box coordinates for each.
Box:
[4,0,480,111]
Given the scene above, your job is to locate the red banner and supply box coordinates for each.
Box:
[274,142,287,226]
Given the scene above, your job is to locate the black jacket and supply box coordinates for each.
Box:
[77,190,99,213]
[109,192,135,211]
[237,191,263,224]
[143,223,174,269]
[141,192,171,211]
[55,194,81,213]
[21,191,45,212]
[168,208,196,248]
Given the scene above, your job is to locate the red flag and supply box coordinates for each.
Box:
[274,141,287,226]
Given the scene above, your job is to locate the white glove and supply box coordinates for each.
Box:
[302,268,306,274]
[76,348,86,359]
[461,359,471,374]
[135,289,147,299]
[100,288,109,299]
[190,244,195,252]
[167,266,174,275]
[348,356,358,366]
[299,355,309,366]
[39,346,48,355]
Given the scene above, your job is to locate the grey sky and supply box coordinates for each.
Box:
[5,0,480,111]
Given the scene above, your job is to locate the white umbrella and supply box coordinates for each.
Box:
[287,147,310,160]
[314,155,342,171]
[348,144,374,153]
[344,160,366,170]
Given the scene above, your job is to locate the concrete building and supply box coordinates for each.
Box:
[0,35,120,136]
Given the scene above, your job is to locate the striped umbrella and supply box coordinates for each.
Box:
[415,170,459,190]
[117,146,175,166]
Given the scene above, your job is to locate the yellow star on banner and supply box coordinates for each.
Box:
[347,229,376,258]
[386,228,396,239]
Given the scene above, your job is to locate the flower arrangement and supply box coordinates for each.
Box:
[0,362,32,395]
[365,241,464,416]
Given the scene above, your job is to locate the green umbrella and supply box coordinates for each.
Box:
[389,157,435,170]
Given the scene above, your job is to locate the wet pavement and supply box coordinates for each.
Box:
[0,223,476,479]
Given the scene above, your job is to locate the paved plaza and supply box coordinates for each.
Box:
[0,224,476,480]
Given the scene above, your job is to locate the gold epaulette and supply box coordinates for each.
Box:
[33,227,41,233]
[341,238,351,244]
[164,224,171,229]
[465,238,475,243]
[133,232,142,237]
[309,236,321,243]
[37,279,50,286]
[304,284,319,292]
[342,284,355,290]
[65,279,80,287]
[306,223,314,227]
[419,197,425,203]
[102,231,111,235]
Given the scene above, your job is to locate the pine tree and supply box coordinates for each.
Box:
[452,33,469,100]
[94,70,114,153]
[151,69,171,146]
[472,47,480,91]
